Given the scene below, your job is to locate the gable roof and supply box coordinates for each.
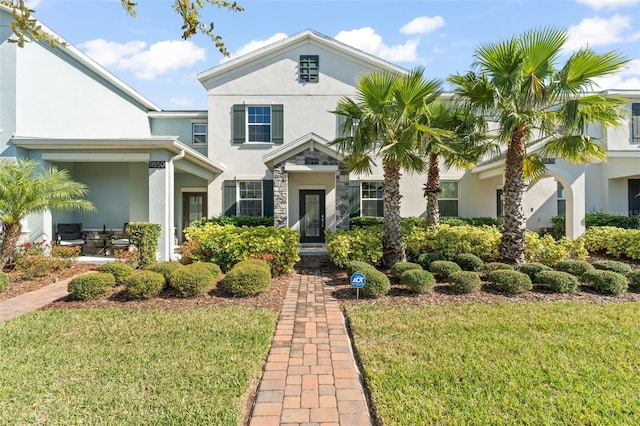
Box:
[0,4,161,112]
[197,29,407,86]
[263,132,344,169]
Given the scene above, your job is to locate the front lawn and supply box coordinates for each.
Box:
[346,302,640,425]
[0,307,277,425]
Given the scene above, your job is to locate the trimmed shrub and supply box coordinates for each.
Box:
[359,268,390,298]
[326,227,383,268]
[191,215,274,228]
[525,232,588,266]
[535,270,579,293]
[416,252,446,270]
[554,259,595,277]
[486,270,532,294]
[0,272,8,293]
[129,222,161,269]
[448,271,482,294]
[484,262,514,271]
[592,260,632,274]
[400,269,435,294]
[583,270,628,295]
[453,253,484,271]
[99,262,134,285]
[553,213,640,239]
[346,260,376,277]
[68,273,115,300]
[145,261,185,284]
[429,260,462,280]
[219,259,271,296]
[391,262,423,279]
[124,271,165,299]
[625,270,640,291]
[185,262,222,279]
[405,224,501,261]
[169,263,219,297]
[518,262,552,282]
[580,226,640,260]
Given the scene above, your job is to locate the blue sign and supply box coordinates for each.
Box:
[350,272,366,289]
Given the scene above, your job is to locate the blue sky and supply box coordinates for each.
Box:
[27,0,640,110]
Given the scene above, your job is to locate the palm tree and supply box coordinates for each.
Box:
[0,158,96,267]
[418,102,494,227]
[449,27,629,264]
[331,67,443,266]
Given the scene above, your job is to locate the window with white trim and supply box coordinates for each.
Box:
[192,123,207,144]
[438,181,459,217]
[633,103,640,143]
[238,181,263,216]
[248,106,271,143]
[361,181,383,217]
[557,182,566,215]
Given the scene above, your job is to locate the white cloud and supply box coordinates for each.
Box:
[334,27,419,62]
[593,58,640,89]
[220,33,288,63]
[25,0,43,8]
[79,39,206,80]
[563,14,634,52]
[400,16,445,35]
[576,0,639,10]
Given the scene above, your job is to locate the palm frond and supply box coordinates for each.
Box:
[522,153,549,184]
[540,135,607,164]
[554,49,630,95]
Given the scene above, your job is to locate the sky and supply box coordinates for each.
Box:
[25,0,640,110]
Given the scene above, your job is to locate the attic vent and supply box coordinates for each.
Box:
[299,55,319,83]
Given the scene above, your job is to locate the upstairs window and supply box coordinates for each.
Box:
[192,123,207,144]
[633,103,640,143]
[361,181,383,217]
[438,181,459,217]
[232,104,284,144]
[299,55,319,83]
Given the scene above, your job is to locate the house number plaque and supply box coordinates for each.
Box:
[149,161,166,169]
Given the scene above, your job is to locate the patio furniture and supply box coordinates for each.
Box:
[111,223,131,252]
[55,223,86,248]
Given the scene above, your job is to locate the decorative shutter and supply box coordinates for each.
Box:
[349,180,361,218]
[272,104,284,144]
[232,105,246,144]
[263,180,274,217]
[633,103,640,141]
[223,180,237,216]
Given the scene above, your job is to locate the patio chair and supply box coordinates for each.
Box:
[111,223,131,251]
[55,223,86,247]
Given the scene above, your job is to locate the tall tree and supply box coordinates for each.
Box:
[0,158,96,267]
[449,27,629,264]
[1,0,243,55]
[331,67,443,266]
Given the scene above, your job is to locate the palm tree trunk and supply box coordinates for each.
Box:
[500,128,527,265]
[0,222,23,268]
[382,159,406,266]
[424,152,441,227]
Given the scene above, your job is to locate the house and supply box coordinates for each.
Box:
[2,6,640,261]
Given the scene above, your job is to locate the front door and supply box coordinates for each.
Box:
[628,179,640,216]
[183,192,208,229]
[300,190,325,243]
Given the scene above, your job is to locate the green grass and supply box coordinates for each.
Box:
[0,308,277,425]
[346,302,640,425]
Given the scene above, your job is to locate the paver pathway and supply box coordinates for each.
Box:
[0,275,82,321]
[249,255,371,426]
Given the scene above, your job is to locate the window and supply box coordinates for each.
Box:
[438,181,459,217]
[248,106,272,143]
[633,103,640,143]
[233,104,283,144]
[557,182,566,215]
[192,123,207,144]
[299,55,319,82]
[361,181,383,217]
[238,181,263,216]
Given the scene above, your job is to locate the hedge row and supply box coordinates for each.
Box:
[552,213,639,238]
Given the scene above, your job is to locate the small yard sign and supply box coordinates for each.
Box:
[350,272,366,301]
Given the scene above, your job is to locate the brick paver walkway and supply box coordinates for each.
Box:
[249,255,371,426]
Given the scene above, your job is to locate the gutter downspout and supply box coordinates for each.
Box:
[168,150,185,260]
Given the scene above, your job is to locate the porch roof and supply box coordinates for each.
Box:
[263,132,345,170]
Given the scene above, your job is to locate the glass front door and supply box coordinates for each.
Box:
[183,192,208,229]
[300,190,325,243]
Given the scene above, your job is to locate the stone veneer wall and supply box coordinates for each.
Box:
[273,165,288,228]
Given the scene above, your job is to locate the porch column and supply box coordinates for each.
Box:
[273,164,288,228]
[565,172,586,239]
[335,162,350,230]
[148,160,171,261]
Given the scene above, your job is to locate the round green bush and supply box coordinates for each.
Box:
[185,262,222,280]
[417,252,446,270]
[626,270,640,291]
[582,270,628,295]
[123,271,165,299]
[535,270,579,293]
[219,259,271,296]
[391,261,423,279]
[484,262,514,272]
[448,271,482,294]
[169,263,219,297]
[346,260,376,277]
[0,272,9,293]
[400,269,435,293]
[99,262,134,285]
[429,260,462,280]
[453,253,484,271]
[235,258,272,273]
[145,261,184,283]
[592,260,632,274]
[359,268,390,298]
[68,273,115,300]
[554,259,595,277]
[518,262,552,282]
[486,270,532,294]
